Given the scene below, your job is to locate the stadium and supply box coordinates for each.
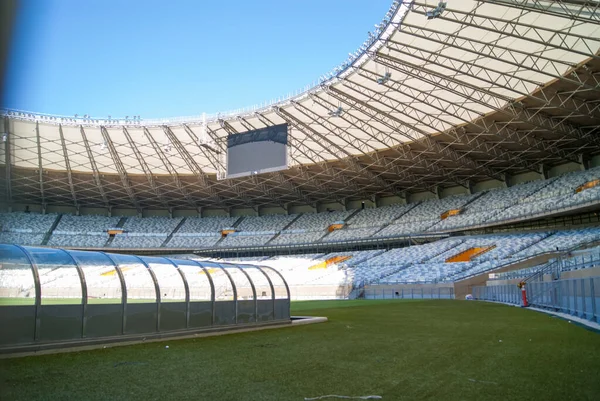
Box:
[1,0,600,400]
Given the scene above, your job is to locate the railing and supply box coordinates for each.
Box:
[473,277,600,324]
[360,286,454,300]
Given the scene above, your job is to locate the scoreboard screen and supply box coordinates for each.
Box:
[226,124,288,179]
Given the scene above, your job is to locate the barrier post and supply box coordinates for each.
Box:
[519,282,528,307]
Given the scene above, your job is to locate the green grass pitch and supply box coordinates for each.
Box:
[1,299,600,400]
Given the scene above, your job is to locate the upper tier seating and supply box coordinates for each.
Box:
[346,204,413,228]
[54,214,120,233]
[0,212,58,233]
[235,214,297,232]
[2,168,600,251]
[122,216,183,233]
[48,234,107,248]
[0,212,58,246]
[177,216,240,233]
[218,233,275,248]
[322,226,382,242]
[110,234,167,248]
[165,235,221,248]
[0,232,45,246]
[285,211,353,231]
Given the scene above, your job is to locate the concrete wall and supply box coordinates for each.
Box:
[172,209,199,218]
[230,207,257,217]
[471,179,505,193]
[508,171,543,186]
[347,199,375,210]
[547,162,583,178]
[111,208,138,217]
[408,190,437,203]
[142,209,170,217]
[440,185,470,198]
[202,208,229,217]
[317,202,345,213]
[259,206,287,216]
[289,204,316,214]
[377,196,406,207]
[590,154,600,168]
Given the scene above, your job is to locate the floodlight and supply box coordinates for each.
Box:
[426,2,447,19]
[377,72,392,85]
[328,106,344,117]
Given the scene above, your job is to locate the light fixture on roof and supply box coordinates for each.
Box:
[2,133,7,142]
[100,141,107,151]
[377,72,392,85]
[328,106,344,117]
[426,1,447,19]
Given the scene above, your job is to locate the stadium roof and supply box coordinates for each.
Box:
[2,0,600,211]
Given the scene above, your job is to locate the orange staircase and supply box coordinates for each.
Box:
[575,179,600,193]
[446,245,496,263]
[309,255,352,270]
[441,209,461,220]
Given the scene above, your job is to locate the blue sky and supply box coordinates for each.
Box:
[3,0,392,118]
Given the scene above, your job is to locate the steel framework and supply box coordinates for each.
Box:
[1,0,599,210]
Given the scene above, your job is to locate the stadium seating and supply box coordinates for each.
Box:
[166,234,221,248]
[285,211,353,231]
[110,234,167,248]
[2,168,600,251]
[235,214,297,232]
[346,204,413,228]
[0,212,58,246]
[269,230,327,245]
[177,216,240,233]
[121,216,183,233]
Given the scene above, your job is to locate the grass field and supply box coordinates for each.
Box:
[1,299,600,400]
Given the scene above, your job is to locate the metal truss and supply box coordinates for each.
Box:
[99,126,141,211]
[481,0,600,24]
[79,126,109,209]
[371,51,588,165]
[3,117,11,203]
[122,127,169,208]
[2,0,599,210]
[58,125,78,208]
[142,127,197,208]
[162,125,223,205]
[35,122,45,206]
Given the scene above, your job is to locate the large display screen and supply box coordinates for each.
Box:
[226,124,288,179]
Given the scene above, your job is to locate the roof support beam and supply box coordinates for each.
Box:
[273,107,377,198]
[373,51,585,163]
[162,126,223,205]
[58,124,78,208]
[234,116,321,206]
[182,124,223,172]
[214,117,312,207]
[3,117,11,204]
[122,127,169,208]
[35,122,45,207]
[253,112,354,200]
[357,67,549,172]
[409,1,600,60]
[143,127,197,208]
[393,23,596,94]
[99,126,141,212]
[309,92,456,190]
[80,126,109,209]
[289,100,416,195]
[327,85,505,182]
[478,0,600,25]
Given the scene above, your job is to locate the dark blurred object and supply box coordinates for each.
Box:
[0,0,19,109]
